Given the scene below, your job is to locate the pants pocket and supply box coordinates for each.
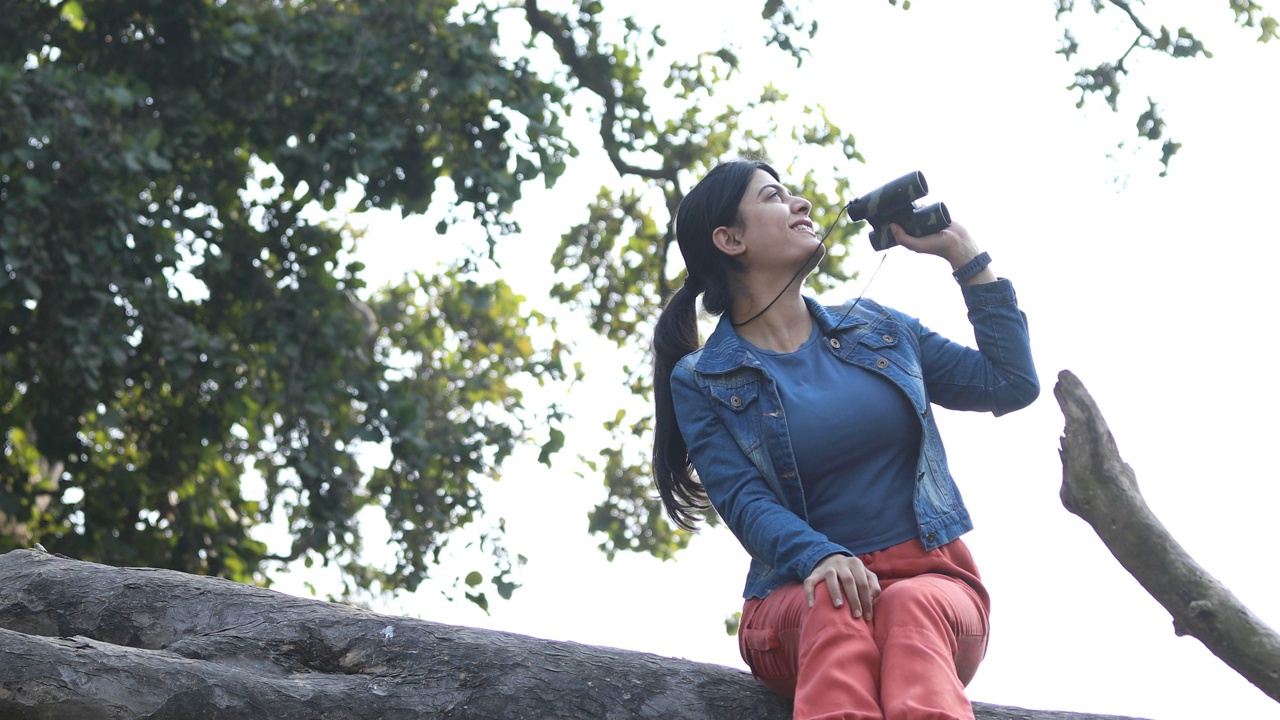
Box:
[740,626,800,698]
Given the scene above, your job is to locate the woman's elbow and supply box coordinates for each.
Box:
[993,372,1040,416]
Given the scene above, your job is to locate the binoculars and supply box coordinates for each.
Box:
[845,171,951,251]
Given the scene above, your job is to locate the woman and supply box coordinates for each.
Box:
[651,159,1038,720]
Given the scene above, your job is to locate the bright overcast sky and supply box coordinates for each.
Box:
[263,2,1280,719]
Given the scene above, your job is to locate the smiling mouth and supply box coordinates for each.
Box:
[793,220,815,234]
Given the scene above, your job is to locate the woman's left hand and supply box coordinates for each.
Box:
[890,222,995,284]
[889,220,978,263]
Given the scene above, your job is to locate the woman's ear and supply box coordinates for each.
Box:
[712,226,746,257]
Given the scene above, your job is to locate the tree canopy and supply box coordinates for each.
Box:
[1,0,1272,608]
[1,0,581,602]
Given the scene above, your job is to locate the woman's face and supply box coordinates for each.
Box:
[723,169,819,271]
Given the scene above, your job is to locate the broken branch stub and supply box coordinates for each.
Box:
[1054,369,1280,705]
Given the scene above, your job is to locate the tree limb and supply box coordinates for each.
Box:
[1054,369,1280,705]
[0,549,1147,719]
[522,0,676,184]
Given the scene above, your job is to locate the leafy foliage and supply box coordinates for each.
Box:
[1055,0,1275,175]
[0,0,570,605]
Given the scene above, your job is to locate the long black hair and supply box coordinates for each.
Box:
[652,159,778,529]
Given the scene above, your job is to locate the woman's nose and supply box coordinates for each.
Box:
[793,196,812,215]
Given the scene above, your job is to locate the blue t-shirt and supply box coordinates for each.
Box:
[745,321,921,555]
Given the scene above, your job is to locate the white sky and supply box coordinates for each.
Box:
[264,2,1280,718]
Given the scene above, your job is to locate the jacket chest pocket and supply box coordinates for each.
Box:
[707,382,764,454]
[857,324,922,380]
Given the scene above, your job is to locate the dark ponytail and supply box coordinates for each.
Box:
[652,283,710,529]
[651,159,777,529]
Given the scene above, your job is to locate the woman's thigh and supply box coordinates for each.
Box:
[874,573,989,686]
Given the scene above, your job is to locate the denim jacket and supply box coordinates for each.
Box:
[670,279,1039,599]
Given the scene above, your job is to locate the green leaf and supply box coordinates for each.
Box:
[725,611,741,636]
[537,428,565,467]
[465,591,490,613]
[494,575,519,600]
[62,1,87,32]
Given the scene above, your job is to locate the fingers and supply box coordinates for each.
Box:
[803,555,881,620]
[857,570,881,622]
[840,564,879,620]
[890,222,949,250]
[828,573,846,609]
[889,222,982,270]
[802,574,846,609]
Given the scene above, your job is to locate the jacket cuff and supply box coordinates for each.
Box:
[960,277,1017,308]
[799,543,854,579]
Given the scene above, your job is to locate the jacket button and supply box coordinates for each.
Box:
[921,407,929,418]
[876,358,889,369]
[730,395,742,408]
[828,338,841,349]
[926,531,938,544]
[882,334,894,343]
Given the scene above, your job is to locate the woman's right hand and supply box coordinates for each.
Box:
[804,553,881,620]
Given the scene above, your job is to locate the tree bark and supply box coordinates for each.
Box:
[0,548,1144,720]
[1054,369,1280,705]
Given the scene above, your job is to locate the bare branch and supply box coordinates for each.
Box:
[1054,370,1280,705]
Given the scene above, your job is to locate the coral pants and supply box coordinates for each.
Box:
[737,538,990,720]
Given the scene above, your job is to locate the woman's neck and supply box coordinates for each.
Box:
[732,293,812,353]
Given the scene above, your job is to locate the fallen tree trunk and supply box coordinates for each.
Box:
[1054,369,1280,705]
[0,548,1143,720]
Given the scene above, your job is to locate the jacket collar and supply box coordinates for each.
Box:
[693,296,873,375]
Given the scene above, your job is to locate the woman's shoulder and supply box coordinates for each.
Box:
[674,347,705,371]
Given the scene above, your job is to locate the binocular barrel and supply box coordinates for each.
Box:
[845,171,951,251]
[844,171,927,222]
